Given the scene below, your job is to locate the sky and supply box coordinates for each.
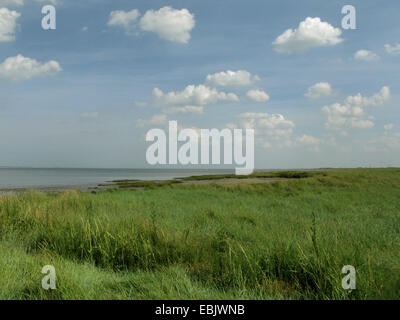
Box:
[0,0,399,169]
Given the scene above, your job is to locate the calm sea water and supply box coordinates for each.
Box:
[0,168,233,189]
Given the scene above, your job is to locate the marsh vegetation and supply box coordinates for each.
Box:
[0,169,399,299]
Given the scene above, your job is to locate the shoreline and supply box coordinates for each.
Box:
[0,168,386,195]
[0,177,283,195]
[0,184,106,195]
[0,170,309,195]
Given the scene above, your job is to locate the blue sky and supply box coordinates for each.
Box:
[0,0,399,168]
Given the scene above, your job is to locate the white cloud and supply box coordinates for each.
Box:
[0,54,61,81]
[344,86,390,108]
[151,85,239,108]
[81,112,99,119]
[385,43,400,56]
[305,82,332,99]
[354,50,380,61]
[107,9,140,34]
[237,112,295,148]
[139,6,195,44]
[81,26,88,32]
[164,106,204,115]
[0,8,20,42]
[246,89,270,102]
[205,70,260,88]
[322,86,390,133]
[273,17,343,53]
[384,123,394,131]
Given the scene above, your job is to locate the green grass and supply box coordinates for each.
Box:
[113,179,182,189]
[0,168,399,299]
[177,170,321,181]
[105,170,320,190]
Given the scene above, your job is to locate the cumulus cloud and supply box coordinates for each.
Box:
[0,8,20,42]
[139,6,195,43]
[107,9,140,34]
[237,112,295,148]
[305,82,332,99]
[80,112,99,119]
[0,54,62,81]
[138,71,251,119]
[205,70,260,88]
[322,86,390,133]
[384,43,400,56]
[273,17,343,53]
[344,86,390,108]
[246,89,270,102]
[107,7,195,43]
[354,50,380,61]
[151,85,239,108]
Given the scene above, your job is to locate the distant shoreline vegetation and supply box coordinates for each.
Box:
[103,170,322,189]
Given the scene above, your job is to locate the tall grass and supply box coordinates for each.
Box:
[0,169,399,299]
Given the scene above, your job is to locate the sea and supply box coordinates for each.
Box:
[0,168,234,189]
